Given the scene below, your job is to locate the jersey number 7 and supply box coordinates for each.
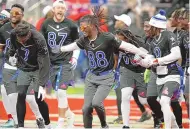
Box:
[48,32,67,48]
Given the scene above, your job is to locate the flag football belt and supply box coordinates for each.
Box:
[167,63,185,96]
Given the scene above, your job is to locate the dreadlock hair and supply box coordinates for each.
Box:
[115,29,142,47]
[80,6,108,33]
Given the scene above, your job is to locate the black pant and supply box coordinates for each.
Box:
[147,96,163,119]
[16,92,50,127]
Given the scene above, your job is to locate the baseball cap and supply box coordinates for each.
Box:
[114,14,132,27]
[53,0,67,9]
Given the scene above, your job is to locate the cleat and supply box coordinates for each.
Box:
[155,118,164,129]
[137,111,152,122]
[152,114,164,129]
[0,119,14,128]
[109,116,123,124]
[14,124,19,128]
[36,118,45,129]
[122,125,130,129]
[101,124,109,129]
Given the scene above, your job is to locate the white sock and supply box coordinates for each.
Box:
[1,85,12,115]
[26,95,42,119]
[160,96,178,129]
[57,117,64,127]
[65,108,72,118]
[8,93,18,124]
[121,87,134,127]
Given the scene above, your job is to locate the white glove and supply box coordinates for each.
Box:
[38,86,46,101]
[139,55,155,68]
[69,57,77,70]
[9,56,17,66]
[133,54,143,64]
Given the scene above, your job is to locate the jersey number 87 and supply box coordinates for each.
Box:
[48,32,67,48]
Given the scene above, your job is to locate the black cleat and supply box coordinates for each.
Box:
[101,124,109,129]
[36,118,45,129]
[122,125,130,129]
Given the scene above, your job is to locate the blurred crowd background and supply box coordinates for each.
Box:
[0,0,189,85]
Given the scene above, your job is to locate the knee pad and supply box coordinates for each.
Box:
[121,87,133,101]
[26,95,35,104]
[138,96,148,105]
[57,89,68,108]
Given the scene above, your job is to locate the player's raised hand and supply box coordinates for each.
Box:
[69,57,77,70]
[38,86,46,101]
[51,45,61,54]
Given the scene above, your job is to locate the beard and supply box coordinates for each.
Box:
[11,19,21,25]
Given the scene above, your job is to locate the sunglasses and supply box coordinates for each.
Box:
[10,11,22,16]
[0,14,7,20]
[80,25,89,31]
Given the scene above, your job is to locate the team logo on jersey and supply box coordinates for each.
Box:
[170,37,175,42]
[56,25,59,29]
[48,25,67,32]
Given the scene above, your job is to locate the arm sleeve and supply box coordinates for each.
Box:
[60,42,80,52]
[36,38,50,87]
[119,41,148,58]
[9,33,16,57]
[157,46,181,65]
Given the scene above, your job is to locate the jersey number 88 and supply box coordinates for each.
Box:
[88,51,109,69]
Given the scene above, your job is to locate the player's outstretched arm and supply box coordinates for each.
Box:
[156,46,181,65]
[60,42,80,52]
[119,41,148,58]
